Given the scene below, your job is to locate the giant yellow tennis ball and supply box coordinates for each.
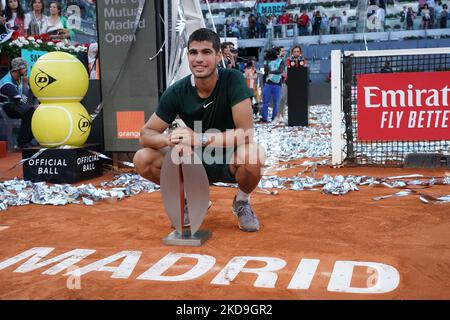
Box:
[30,51,89,102]
[31,102,92,147]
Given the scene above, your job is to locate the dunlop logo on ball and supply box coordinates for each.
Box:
[30,51,89,102]
[78,114,92,135]
[34,69,57,91]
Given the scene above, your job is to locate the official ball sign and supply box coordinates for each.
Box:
[22,147,102,183]
[357,71,450,141]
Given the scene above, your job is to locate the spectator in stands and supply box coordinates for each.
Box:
[418,0,427,15]
[25,0,48,37]
[240,14,248,39]
[435,0,443,19]
[0,57,36,149]
[367,0,379,32]
[224,18,231,37]
[400,6,408,29]
[406,7,416,30]
[289,13,295,24]
[273,15,282,38]
[248,13,256,38]
[267,14,274,38]
[47,1,73,40]
[421,4,431,29]
[261,47,285,123]
[255,13,262,38]
[330,14,339,34]
[260,14,267,38]
[376,5,386,31]
[340,10,348,33]
[426,0,436,27]
[236,19,242,38]
[297,8,310,36]
[227,18,235,37]
[320,12,329,34]
[230,18,240,38]
[312,11,322,35]
[439,3,448,28]
[279,10,290,25]
[1,0,27,36]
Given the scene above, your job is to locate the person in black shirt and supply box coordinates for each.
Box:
[133,28,265,232]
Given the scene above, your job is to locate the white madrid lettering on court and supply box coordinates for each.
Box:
[65,251,142,279]
[210,256,287,288]
[0,247,96,275]
[137,253,216,282]
[327,260,400,294]
[287,259,320,290]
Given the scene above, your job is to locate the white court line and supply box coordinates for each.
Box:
[0,225,10,231]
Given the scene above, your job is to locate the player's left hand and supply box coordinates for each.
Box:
[169,127,201,147]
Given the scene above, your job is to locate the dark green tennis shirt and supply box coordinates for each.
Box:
[156,68,252,132]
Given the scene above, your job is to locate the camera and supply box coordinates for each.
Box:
[264,47,279,61]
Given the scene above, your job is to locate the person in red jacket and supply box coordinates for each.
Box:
[297,8,310,36]
[279,12,290,25]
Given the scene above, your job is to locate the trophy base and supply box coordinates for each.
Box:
[163,229,212,246]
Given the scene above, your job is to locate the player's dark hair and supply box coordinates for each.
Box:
[188,28,221,53]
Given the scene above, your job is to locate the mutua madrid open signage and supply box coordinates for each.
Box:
[97,0,163,151]
[357,71,450,141]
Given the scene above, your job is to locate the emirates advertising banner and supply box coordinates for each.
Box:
[357,71,450,141]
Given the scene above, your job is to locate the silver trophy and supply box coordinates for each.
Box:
[160,148,211,246]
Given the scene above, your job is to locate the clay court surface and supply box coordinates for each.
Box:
[0,151,449,300]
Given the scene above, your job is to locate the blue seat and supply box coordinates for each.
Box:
[0,103,21,152]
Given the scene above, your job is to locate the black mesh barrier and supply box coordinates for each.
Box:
[342,52,450,166]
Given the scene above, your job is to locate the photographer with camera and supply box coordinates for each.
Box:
[260,46,285,123]
[0,57,37,149]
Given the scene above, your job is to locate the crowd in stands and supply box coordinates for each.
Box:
[0,0,74,40]
[0,0,95,41]
[366,0,448,31]
[205,0,449,38]
[205,8,352,38]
